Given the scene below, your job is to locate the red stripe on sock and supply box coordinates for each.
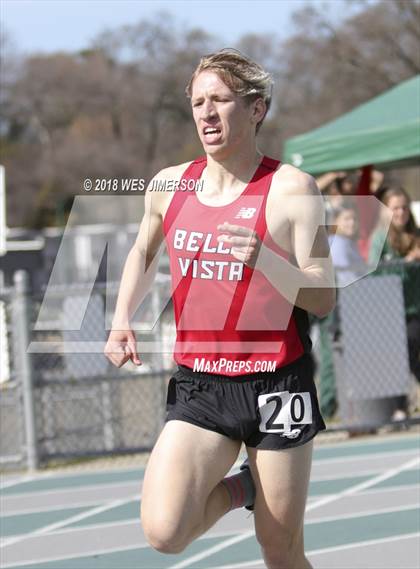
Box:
[233,477,244,507]
[223,477,238,508]
[229,477,241,508]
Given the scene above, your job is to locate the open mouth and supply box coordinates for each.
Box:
[203,126,222,143]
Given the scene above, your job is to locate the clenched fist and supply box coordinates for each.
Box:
[217,222,262,268]
[104,328,142,368]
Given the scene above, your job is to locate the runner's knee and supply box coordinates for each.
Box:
[257,525,304,569]
[141,511,190,554]
[261,543,304,569]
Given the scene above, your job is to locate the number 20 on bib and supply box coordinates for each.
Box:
[258,391,313,435]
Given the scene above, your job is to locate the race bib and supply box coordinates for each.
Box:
[258,391,313,438]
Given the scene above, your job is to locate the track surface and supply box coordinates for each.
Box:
[1,433,419,568]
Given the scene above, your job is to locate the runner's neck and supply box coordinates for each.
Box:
[202,150,263,200]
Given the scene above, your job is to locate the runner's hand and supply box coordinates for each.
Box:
[217,222,262,268]
[104,328,142,368]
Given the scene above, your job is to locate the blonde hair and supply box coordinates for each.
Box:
[185,48,273,132]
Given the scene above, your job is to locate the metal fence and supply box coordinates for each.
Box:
[315,259,420,431]
[0,270,175,471]
[1,262,419,471]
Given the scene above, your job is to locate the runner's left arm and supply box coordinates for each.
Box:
[218,168,336,318]
[260,169,336,317]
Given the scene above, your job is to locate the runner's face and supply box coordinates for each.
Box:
[191,71,258,157]
[388,195,410,229]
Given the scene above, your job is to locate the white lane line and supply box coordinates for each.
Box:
[0,465,145,492]
[312,447,419,466]
[1,543,152,568]
[0,474,141,494]
[210,559,263,569]
[2,501,419,566]
[307,530,420,557]
[173,532,257,569]
[0,463,244,516]
[0,493,140,549]
[0,519,143,544]
[356,482,420,495]
[0,466,400,518]
[309,465,418,482]
[0,470,384,517]
[0,435,420,492]
[1,444,416,493]
[306,503,420,525]
[4,494,418,544]
[1,498,120,517]
[0,528,243,568]
[1,480,141,505]
[1,437,416,492]
[2,452,418,558]
[209,531,420,569]
[168,456,420,569]
[0,459,239,495]
[314,432,419,450]
[3,478,418,539]
[306,456,420,513]
[0,475,49,491]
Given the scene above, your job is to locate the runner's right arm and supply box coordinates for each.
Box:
[104,173,166,368]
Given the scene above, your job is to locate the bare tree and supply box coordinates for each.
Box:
[275,0,420,141]
[1,2,418,227]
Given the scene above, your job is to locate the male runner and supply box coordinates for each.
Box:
[104,49,335,569]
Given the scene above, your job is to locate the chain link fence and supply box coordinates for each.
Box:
[0,271,175,471]
[315,260,420,432]
[1,285,27,469]
[1,262,419,471]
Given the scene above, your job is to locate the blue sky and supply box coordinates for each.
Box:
[2,0,368,55]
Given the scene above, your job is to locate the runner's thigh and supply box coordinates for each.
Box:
[247,441,313,545]
[141,420,241,528]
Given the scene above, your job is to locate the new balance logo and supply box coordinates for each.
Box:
[235,207,257,219]
[280,428,302,439]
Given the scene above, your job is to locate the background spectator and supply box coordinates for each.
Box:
[318,202,367,419]
[329,202,367,286]
[370,187,420,262]
[369,187,420,419]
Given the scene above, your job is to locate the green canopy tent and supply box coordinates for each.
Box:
[283,75,420,175]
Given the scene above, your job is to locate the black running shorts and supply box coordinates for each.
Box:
[165,354,326,450]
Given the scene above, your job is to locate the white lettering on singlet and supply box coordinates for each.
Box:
[174,229,187,250]
[174,228,244,281]
[178,257,243,281]
[173,229,230,254]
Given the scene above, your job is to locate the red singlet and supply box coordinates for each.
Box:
[163,156,311,376]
